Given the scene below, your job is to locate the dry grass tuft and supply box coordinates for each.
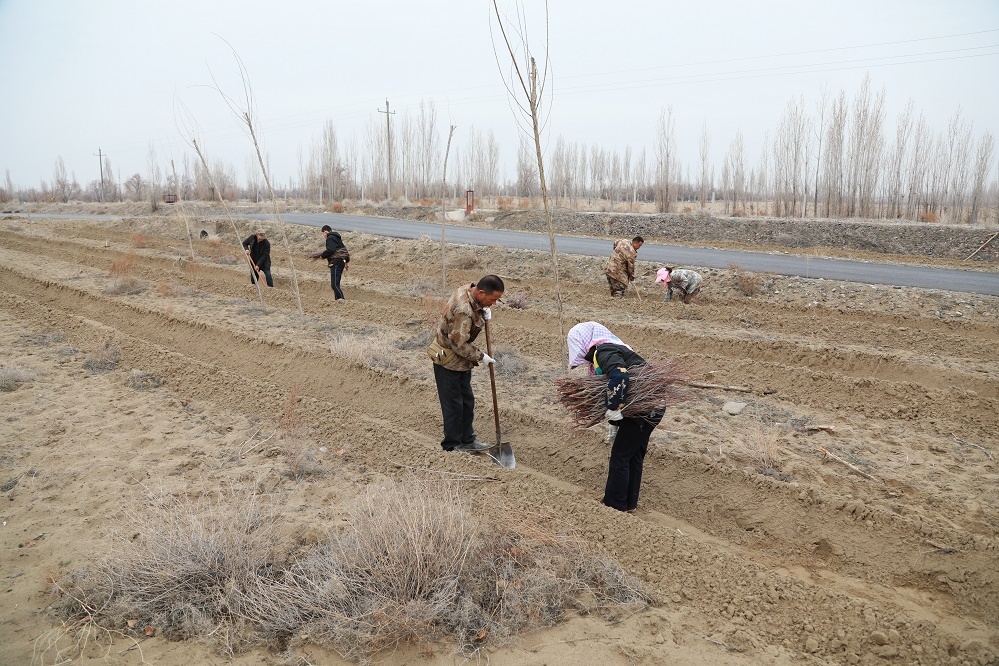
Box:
[504,292,531,309]
[130,232,149,248]
[729,420,784,471]
[156,281,176,297]
[105,277,146,295]
[0,363,34,392]
[84,339,121,374]
[127,369,162,391]
[396,329,434,351]
[728,263,762,297]
[492,344,528,379]
[109,252,138,278]
[451,251,480,270]
[328,330,397,370]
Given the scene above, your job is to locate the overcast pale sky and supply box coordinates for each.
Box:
[1,0,996,191]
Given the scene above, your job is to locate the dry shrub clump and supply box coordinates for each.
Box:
[728,263,762,297]
[109,252,138,278]
[451,250,480,270]
[491,344,528,379]
[84,339,121,374]
[52,488,280,658]
[328,330,397,370]
[106,277,145,295]
[53,480,649,661]
[0,363,34,391]
[127,369,162,391]
[253,481,650,660]
[729,420,784,472]
[504,291,531,309]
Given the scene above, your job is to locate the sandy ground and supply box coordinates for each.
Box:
[0,211,997,666]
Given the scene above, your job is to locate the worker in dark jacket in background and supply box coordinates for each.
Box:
[242,229,273,287]
[310,224,350,300]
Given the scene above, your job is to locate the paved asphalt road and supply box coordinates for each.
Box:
[246,212,999,297]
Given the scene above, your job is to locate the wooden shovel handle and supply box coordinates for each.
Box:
[484,319,502,446]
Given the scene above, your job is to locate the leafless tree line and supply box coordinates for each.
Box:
[4,79,996,225]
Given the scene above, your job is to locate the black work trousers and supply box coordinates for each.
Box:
[329,260,346,299]
[432,363,475,451]
[603,411,664,511]
[250,266,273,287]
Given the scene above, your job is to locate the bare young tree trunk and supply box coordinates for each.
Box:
[905,115,930,220]
[773,97,809,217]
[655,105,677,214]
[883,100,914,219]
[207,46,304,315]
[440,125,456,289]
[967,132,995,225]
[171,159,196,260]
[491,0,567,370]
[947,111,974,223]
[727,131,745,215]
[823,91,847,217]
[699,122,710,210]
[812,87,829,218]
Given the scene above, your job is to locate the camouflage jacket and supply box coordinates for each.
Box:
[669,268,702,294]
[433,284,487,371]
[603,239,637,283]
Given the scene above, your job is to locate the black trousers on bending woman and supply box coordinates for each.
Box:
[603,411,664,512]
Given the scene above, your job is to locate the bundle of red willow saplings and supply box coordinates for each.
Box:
[554,358,695,429]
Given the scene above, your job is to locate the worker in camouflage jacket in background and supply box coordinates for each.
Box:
[603,236,644,297]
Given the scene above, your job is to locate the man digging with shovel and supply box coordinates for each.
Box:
[428,275,505,454]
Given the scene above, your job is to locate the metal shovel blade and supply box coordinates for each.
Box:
[485,441,516,469]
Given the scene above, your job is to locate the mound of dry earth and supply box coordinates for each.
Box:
[0,211,996,665]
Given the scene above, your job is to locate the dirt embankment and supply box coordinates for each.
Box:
[483,209,998,263]
[0,214,997,666]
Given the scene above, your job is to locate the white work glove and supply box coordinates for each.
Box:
[606,422,619,443]
[482,307,492,321]
[481,353,496,366]
[605,408,623,422]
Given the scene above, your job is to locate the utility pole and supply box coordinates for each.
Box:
[377,99,395,201]
[94,148,107,202]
